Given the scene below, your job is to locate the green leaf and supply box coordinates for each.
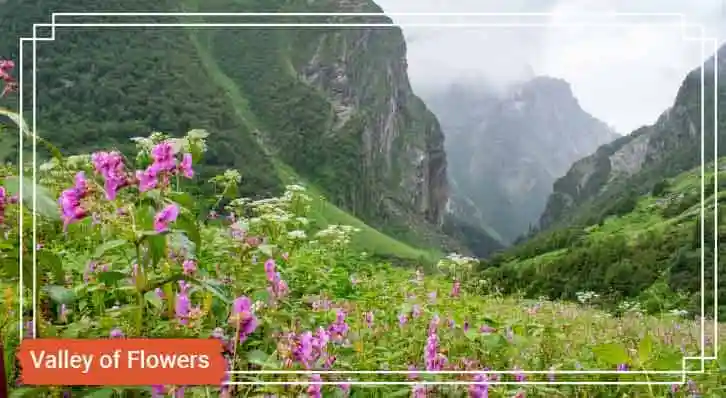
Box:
[38,250,64,284]
[97,271,127,286]
[168,192,195,210]
[146,234,167,267]
[257,244,275,257]
[93,239,128,259]
[592,343,630,366]
[175,213,201,251]
[144,290,163,309]
[3,176,60,220]
[190,277,232,304]
[246,349,271,367]
[45,285,77,305]
[638,333,654,364]
[168,232,196,257]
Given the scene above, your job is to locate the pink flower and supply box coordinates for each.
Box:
[182,259,197,275]
[451,280,461,298]
[136,168,158,192]
[58,172,90,230]
[231,296,258,343]
[307,374,322,398]
[179,153,194,178]
[150,142,177,174]
[109,328,124,338]
[92,151,129,200]
[154,203,179,233]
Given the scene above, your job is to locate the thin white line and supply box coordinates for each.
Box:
[44,22,690,28]
[24,14,718,383]
[52,12,687,17]
[225,370,685,374]
[18,37,24,340]
[700,35,706,372]
[222,381,678,386]
[32,32,37,339]
[711,36,719,358]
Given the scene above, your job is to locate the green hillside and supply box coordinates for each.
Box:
[483,159,726,317]
[0,0,464,262]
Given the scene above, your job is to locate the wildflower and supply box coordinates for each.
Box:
[179,153,194,178]
[59,304,68,323]
[175,289,191,325]
[616,363,628,371]
[182,259,197,275]
[150,142,177,174]
[424,329,441,371]
[58,172,90,230]
[364,311,374,328]
[480,324,494,334]
[451,279,461,298]
[428,291,437,303]
[230,296,258,343]
[513,366,525,382]
[548,366,555,382]
[412,304,422,318]
[468,373,489,398]
[463,320,470,332]
[407,365,418,380]
[339,380,351,396]
[412,384,427,398]
[136,168,157,192]
[91,151,130,200]
[307,374,322,398]
[151,385,166,398]
[154,203,179,233]
[0,59,17,97]
[398,313,408,326]
[110,328,124,338]
[328,309,349,340]
[0,186,7,225]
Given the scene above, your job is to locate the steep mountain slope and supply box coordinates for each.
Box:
[483,158,726,317]
[539,43,726,231]
[0,0,461,259]
[423,77,618,243]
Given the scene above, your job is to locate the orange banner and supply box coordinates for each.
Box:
[16,339,228,386]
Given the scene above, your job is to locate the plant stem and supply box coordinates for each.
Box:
[0,340,8,398]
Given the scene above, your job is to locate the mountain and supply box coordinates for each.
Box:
[539,43,726,231]
[0,0,465,259]
[423,76,618,244]
[480,43,726,317]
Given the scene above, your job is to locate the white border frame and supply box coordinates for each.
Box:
[14,11,719,386]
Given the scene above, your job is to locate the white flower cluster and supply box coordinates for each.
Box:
[314,224,359,247]
[617,300,643,314]
[436,253,478,279]
[575,291,600,305]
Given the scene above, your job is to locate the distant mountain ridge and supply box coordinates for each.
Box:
[423,75,619,244]
[538,42,726,231]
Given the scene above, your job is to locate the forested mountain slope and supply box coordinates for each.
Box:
[0,0,478,259]
[539,43,726,231]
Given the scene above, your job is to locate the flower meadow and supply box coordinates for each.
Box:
[1,60,726,397]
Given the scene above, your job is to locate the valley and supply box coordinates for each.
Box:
[0,0,725,396]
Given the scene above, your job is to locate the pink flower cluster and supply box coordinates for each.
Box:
[0,59,16,97]
[58,172,90,230]
[264,258,289,302]
[424,315,447,372]
[91,151,131,200]
[137,142,194,193]
[0,186,18,225]
[230,296,258,343]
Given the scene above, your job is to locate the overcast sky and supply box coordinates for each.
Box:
[375,0,726,134]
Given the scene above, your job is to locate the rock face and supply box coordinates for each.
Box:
[0,0,452,248]
[424,76,618,243]
[539,43,726,230]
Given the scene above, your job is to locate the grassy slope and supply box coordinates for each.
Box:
[180,12,441,263]
[484,158,725,314]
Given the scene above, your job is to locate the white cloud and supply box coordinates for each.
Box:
[375,0,726,133]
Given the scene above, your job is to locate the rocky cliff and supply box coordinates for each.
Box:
[0,0,453,249]
[538,43,726,230]
[424,76,618,243]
